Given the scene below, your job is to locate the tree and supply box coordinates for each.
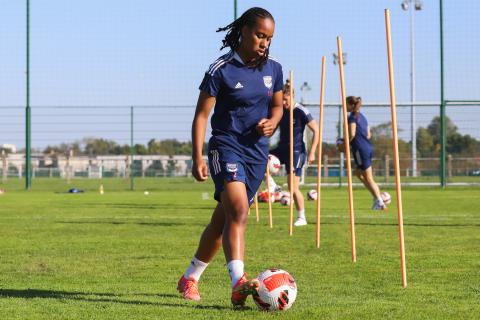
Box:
[84,138,118,155]
[43,142,81,156]
[417,116,480,156]
[416,127,434,157]
[370,121,410,159]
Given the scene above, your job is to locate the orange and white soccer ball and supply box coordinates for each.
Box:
[307,189,317,201]
[268,154,281,174]
[381,191,392,204]
[258,190,275,203]
[253,269,297,311]
[280,192,291,206]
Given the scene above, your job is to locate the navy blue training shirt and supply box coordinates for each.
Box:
[277,103,314,153]
[348,112,372,151]
[199,51,283,163]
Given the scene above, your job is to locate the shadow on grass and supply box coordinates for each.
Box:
[318,221,480,228]
[0,289,230,310]
[55,221,193,227]
[79,203,213,211]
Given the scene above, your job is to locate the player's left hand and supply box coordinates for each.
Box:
[256,118,276,137]
[307,152,315,164]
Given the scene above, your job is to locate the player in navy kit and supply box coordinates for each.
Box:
[177,8,283,307]
[337,96,387,210]
[269,83,319,226]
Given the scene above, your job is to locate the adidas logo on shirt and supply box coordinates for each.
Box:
[234,82,244,89]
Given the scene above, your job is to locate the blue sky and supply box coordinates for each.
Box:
[1,1,479,147]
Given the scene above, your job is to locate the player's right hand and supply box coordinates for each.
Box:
[192,159,208,182]
[255,118,276,137]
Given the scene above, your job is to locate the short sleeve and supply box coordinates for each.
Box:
[298,105,313,124]
[199,71,222,97]
[273,63,283,93]
[304,110,313,123]
[348,113,357,124]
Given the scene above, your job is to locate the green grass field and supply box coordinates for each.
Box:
[0,178,479,319]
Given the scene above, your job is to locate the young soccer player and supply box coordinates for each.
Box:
[269,83,319,226]
[177,7,283,307]
[337,96,387,210]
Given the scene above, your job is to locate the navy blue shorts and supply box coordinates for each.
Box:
[208,147,267,206]
[352,148,373,171]
[270,147,306,177]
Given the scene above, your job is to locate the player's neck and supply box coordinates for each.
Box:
[235,49,258,66]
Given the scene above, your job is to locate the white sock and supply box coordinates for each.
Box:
[184,256,208,281]
[227,260,244,288]
[376,197,385,205]
[297,209,305,220]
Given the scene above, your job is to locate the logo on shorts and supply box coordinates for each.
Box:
[226,163,238,172]
[263,76,272,89]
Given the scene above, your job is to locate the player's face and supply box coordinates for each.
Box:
[347,103,354,112]
[241,17,275,60]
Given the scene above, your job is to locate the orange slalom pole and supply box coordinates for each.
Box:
[266,163,273,228]
[316,56,326,248]
[337,36,357,263]
[289,70,294,236]
[254,192,259,222]
[385,9,407,288]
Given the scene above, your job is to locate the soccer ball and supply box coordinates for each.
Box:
[280,192,291,206]
[381,191,392,204]
[273,191,283,202]
[258,190,275,203]
[268,154,281,174]
[307,189,317,201]
[253,269,297,311]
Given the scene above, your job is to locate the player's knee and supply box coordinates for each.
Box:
[228,203,249,225]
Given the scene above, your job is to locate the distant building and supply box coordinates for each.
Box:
[1,144,16,153]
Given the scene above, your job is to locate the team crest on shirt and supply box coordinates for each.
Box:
[226,163,238,172]
[263,76,273,89]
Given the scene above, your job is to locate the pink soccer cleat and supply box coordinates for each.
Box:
[177,275,201,301]
[231,273,260,308]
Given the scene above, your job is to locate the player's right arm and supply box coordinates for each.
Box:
[191,91,216,181]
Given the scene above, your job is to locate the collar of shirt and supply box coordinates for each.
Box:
[233,51,246,65]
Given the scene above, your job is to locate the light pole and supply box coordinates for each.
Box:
[299,81,311,104]
[26,0,32,189]
[402,0,423,177]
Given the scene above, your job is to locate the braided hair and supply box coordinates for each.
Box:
[216,7,274,69]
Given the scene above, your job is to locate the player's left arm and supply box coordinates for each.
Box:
[348,122,356,142]
[306,120,319,164]
[367,126,372,139]
[256,90,283,137]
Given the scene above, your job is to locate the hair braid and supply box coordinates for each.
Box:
[216,7,274,69]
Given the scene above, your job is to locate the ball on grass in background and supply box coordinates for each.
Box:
[280,192,291,206]
[273,191,283,202]
[253,269,297,311]
[144,191,149,195]
[381,191,391,204]
[258,190,275,203]
[268,154,281,174]
[307,189,317,201]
